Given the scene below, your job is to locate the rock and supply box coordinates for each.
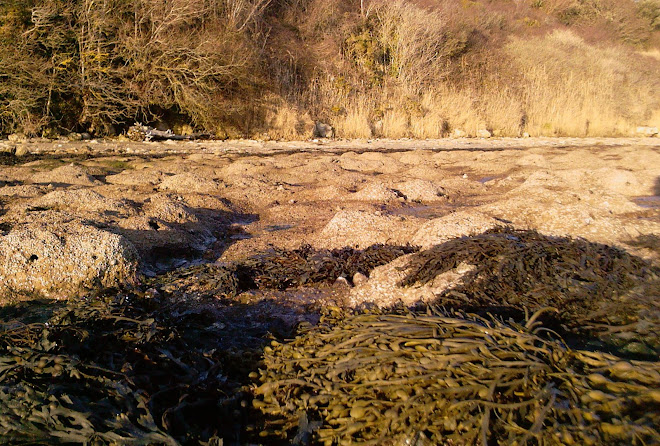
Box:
[636,126,659,137]
[0,222,138,298]
[14,146,30,157]
[314,122,334,139]
[333,276,351,289]
[31,189,130,214]
[592,167,648,196]
[411,211,500,249]
[80,132,92,140]
[31,163,99,186]
[352,272,368,286]
[349,254,472,308]
[350,182,401,202]
[7,133,26,143]
[339,152,384,173]
[158,172,224,194]
[338,151,403,174]
[453,129,467,138]
[477,129,492,138]
[395,179,446,202]
[143,194,198,224]
[106,169,165,186]
[314,210,421,249]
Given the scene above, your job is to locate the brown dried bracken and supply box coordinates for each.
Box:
[254,306,660,445]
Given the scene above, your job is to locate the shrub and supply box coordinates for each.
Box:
[0,0,271,136]
[1,0,659,138]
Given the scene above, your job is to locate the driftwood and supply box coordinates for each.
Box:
[127,123,209,142]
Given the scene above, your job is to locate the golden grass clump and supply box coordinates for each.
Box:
[505,30,660,136]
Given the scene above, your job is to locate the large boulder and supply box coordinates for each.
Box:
[0,222,138,298]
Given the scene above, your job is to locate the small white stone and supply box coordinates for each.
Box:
[477,129,492,138]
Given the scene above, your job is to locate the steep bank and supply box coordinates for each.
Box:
[1,0,659,138]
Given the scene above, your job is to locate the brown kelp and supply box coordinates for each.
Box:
[400,228,658,336]
[239,244,419,290]
[0,291,269,445]
[253,306,660,445]
[153,244,418,299]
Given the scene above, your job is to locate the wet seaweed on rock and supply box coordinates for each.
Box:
[154,264,240,300]
[253,306,660,445]
[240,244,419,290]
[150,244,418,300]
[0,291,269,445]
[400,227,657,325]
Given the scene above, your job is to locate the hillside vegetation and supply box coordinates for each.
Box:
[1,0,660,139]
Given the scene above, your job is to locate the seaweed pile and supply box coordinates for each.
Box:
[0,291,275,445]
[240,244,418,290]
[2,233,659,445]
[400,228,658,334]
[157,264,241,300]
[155,244,418,300]
[254,307,660,445]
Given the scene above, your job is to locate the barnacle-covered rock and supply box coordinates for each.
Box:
[0,222,138,298]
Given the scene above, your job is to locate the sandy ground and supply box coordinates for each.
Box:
[1,137,659,300]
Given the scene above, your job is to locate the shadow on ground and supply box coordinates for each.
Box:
[0,290,302,445]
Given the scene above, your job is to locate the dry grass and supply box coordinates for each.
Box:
[1,0,659,138]
[507,30,660,136]
[294,21,660,138]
